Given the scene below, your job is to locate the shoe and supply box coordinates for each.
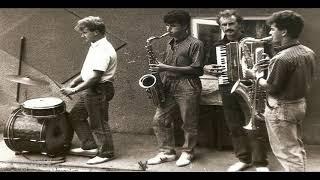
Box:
[69,148,98,156]
[86,156,114,165]
[176,152,194,167]
[227,161,251,172]
[256,167,270,172]
[147,152,177,165]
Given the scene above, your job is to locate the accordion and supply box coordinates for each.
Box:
[216,38,265,85]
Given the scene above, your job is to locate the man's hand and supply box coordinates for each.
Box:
[244,68,255,79]
[204,64,225,76]
[60,87,76,96]
[69,81,78,88]
[255,53,270,72]
[149,62,169,72]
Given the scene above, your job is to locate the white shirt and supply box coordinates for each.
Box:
[80,37,117,83]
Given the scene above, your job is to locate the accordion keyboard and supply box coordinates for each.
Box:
[216,45,229,85]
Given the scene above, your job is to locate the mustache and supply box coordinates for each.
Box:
[225,29,234,33]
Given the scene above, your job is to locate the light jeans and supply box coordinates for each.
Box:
[153,78,201,154]
[264,96,307,172]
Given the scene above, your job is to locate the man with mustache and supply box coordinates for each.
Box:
[146,10,205,167]
[204,9,269,171]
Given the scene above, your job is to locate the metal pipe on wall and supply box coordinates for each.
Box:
[16,36,25,103]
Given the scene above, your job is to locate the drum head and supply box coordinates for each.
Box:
[22,97,63,109]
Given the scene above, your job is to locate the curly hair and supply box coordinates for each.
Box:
[216,9,243,26]
[266,10,304,39]
[163,10,191,27]
[74,16,106,35]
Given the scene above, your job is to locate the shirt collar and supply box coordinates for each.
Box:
[221,33,246,43]
[90,37,106,47]
[169,34,190,46]
[274,41,301,53]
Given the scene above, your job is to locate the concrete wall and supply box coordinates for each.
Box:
[0,8,319,144]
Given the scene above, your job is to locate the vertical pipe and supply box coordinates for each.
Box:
[16,36,25,103]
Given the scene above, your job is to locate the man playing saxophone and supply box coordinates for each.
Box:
[146,10,205,167]
[245,10,316,172]
[204,9,270,172]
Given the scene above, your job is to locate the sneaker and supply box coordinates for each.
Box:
[176,152,194,167]
[86,156,114,165]
[256,167,270,172]
[147,152,177,165]
[69,148,98,156]
[227,161,251,172]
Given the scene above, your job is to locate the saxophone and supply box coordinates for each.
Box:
[139,32,169,107]
[230,36,271,130]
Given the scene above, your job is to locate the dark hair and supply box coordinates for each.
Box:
[74,16,106,35]
[163,10,191,27]
[266,10,304,39]
[216,9,243,26]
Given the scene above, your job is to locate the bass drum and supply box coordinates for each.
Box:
[4,108,74,157]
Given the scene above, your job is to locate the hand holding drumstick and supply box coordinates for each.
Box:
[51,79,73,100]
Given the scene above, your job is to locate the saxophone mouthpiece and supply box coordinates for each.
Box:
[160,32,170,38]
[243,36,272,43]
[147,32,170,44]
[260,36,272,42]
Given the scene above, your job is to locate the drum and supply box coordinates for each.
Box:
[4,97,74,157]
[21,97,66,118]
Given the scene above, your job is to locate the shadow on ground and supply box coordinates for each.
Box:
[0,133,320,172]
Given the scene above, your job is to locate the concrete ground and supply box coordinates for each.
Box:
[0,133,320,172]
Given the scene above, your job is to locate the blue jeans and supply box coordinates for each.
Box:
[264,96,307,171]
[153,78,201,154]
[69,82,115,158]
[220,84,269,167]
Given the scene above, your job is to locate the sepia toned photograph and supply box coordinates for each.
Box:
[0,8,319,172]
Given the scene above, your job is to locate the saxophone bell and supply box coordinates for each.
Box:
[139,74,157,89]
[139,73,165,106]
[140,32,169,107]
[231,37,269,131]
[242,78,259,131]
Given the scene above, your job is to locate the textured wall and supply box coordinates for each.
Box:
[0,8,319,144]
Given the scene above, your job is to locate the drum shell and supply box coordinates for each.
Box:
[4,109,73,156]
[21,101,66,117]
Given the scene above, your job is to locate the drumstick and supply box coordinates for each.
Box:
[51,79,73,100]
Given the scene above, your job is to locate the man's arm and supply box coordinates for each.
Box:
[203,44,224,76]
[60,70,103,95]
[151,63,203,76]
[149,40,204,76]
[69,74,83,88]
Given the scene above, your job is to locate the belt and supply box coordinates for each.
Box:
[165,76,199,80]
[266,95,305,109]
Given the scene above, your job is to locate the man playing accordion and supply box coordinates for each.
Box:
[204,9,270,172]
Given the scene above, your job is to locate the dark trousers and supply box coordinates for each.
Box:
[220,84,269,167]
[69,82,115,158]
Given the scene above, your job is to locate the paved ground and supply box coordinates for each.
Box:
[0,133,320,172]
